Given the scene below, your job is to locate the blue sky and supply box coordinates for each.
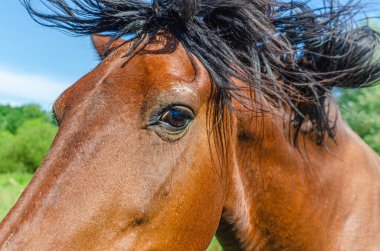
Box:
[0,1,379,110]
[0,1,98,109]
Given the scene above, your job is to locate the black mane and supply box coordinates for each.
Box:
[22,0,380,144]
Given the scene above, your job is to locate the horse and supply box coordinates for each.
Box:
[1,0,380,250]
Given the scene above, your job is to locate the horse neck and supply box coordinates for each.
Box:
[220,100,380,250]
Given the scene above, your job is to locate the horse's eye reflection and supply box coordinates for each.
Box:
[159,106,194,131]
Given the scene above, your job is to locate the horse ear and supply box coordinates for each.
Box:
[91,35,126,59]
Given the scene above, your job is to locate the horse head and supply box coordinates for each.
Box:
[0,34,229,250]
[2,0,380,250]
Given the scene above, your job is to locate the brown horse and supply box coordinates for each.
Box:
[1,0,380,250]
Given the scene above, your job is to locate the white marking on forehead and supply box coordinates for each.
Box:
[171,85,197,96]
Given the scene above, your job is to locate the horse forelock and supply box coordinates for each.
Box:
[22,0,380,145]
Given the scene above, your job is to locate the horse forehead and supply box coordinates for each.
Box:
[105,37,195,84]
[60,40,199,111]
[141,44,195,83]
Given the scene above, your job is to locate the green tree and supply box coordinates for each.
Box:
[0,119,57,173]
[0,130,23,173]
[339,85,380,154]
[13,119,58,173]
[0,104,49,133]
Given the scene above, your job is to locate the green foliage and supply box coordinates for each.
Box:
[207,237,222,251]
[0,105,58,173]
[339,85,380,154]
[0,104,48,133]
[0,173,33,220]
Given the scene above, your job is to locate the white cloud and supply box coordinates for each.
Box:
[0,68,70,108]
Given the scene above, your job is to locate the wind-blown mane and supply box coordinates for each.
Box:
[22,0,380,144]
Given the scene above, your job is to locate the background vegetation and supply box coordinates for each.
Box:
[0,85,379,250]
[0,104,57,174]
[339,86,380,153]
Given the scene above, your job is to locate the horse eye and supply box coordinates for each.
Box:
[159,106,194,130]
